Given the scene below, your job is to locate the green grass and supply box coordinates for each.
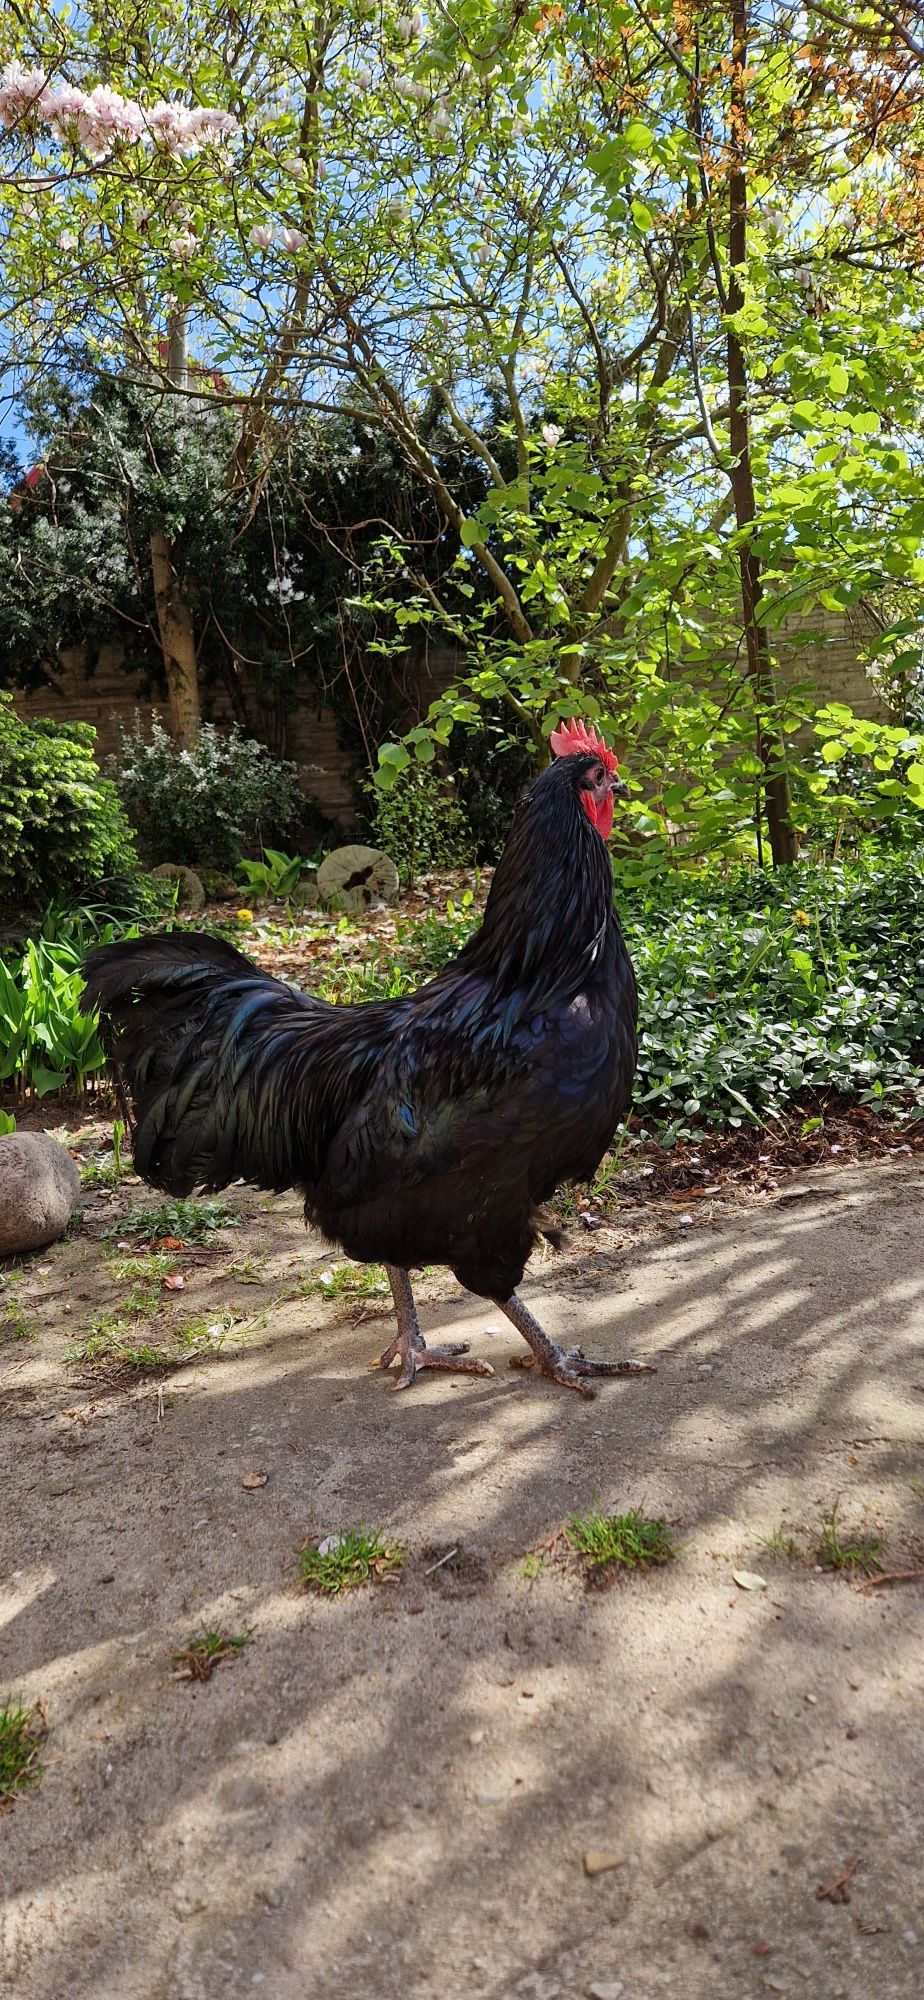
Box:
[1,1301,34,1341]
[171,1625,254,1681]
[300,1260,390,1299]
[815,1501,886,1576]
[0,1697,46,1805]
[566,1506,676,1572]
[757,1523,802,1560]
[106,1196,241,1244]
[70,1310,234,1373]
[103,1251,179,1288]
[296,1528,405,1595]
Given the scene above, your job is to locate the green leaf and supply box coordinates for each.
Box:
[630,198,654,232]
[828,363,849,396]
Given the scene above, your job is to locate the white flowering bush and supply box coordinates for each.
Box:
[110,718,303,870]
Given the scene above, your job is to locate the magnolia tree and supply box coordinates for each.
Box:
[4,0,924,859]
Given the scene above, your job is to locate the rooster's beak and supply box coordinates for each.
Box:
[610,774,630,801]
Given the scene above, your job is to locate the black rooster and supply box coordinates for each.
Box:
[83,720,644,1397]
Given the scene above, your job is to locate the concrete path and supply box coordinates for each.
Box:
[1,1158,922,1999]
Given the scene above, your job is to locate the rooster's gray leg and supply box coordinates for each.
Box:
[376,1266,495,1390]
[501,1294,655,1400]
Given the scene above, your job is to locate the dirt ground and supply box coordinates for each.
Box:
[1,1142,923,2000]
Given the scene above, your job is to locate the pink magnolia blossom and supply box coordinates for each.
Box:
[249,223,275,250]
[0,62,49,128]
[281,227,307,253]
[0,63,238,156]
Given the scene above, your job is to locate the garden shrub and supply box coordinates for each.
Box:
[0,694,138,917]
[368,766,474,880]
[110,716,303,869]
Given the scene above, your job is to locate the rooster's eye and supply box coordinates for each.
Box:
[592,763,604,785]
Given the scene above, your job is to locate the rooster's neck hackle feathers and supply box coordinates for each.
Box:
[458,754,617,1008]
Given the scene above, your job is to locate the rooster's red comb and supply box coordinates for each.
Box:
[548,717,618,771]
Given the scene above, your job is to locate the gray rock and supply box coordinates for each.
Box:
[149,863,206,910]
[316,844,399,911]
[0,1133,81,1258]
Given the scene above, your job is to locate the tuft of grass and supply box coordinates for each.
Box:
[106,1196,240,1245]
[816,1501,885,1575]
[69,1310,235,1373]
[296,1528,405,1596]
[566,1505,676,1573]
[300,1260,390,1300]
[172,1625,254,1682]
[0,1697,46,1806]
[757,1523,802,1560]
[103,1251,179,1288]
[522,1551,545,1581]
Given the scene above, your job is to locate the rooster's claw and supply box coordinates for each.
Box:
[376,1330,495,1389]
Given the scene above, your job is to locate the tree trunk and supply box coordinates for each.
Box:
[727,0,798,866]
[150,528,201,748]
[151,307,200,748]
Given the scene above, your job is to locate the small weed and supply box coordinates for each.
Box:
[300,1261,389,1299]
[107,1197,240,1245]
[296,1528,405,1596]
[757,1524,802,1560]
[1,1301,34,1341]
[910,1478,924,1499]
[816,1501,885,1576]
[522,1551,545,1581]
[171,1625,254,1682]
[566,1506,676,1573]
[80,1120,130,1187]
[0,1698,46,1806]
[229,1256,267,1285]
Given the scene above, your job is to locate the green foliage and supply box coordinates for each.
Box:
[237,848,311,900]
[110,717,303,869]
[110,1196,241,1244]
[624,850,924,1140]
[0,1109,16,1136]
[0,934,107,1097]
[368,765,473,881]
[0,695,138,917]
[0,1697,46,1805]
[566,1507,676,1572]
[296,1528,405,1597]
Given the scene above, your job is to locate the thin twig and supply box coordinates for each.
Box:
[816,1855,861,1903]
[424,1547,459,1575]
[857,1568,924,1592]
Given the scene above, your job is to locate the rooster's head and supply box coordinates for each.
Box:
[549,718,627,841]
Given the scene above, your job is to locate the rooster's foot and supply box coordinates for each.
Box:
[376,1329,494,1390]
[502,1295,655,1400]
[378,1264,495,1390]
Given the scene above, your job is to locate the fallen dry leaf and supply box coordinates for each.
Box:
[241,1470,268,1490]
[732,1570,768,1591]
[163,1274,185,1291]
